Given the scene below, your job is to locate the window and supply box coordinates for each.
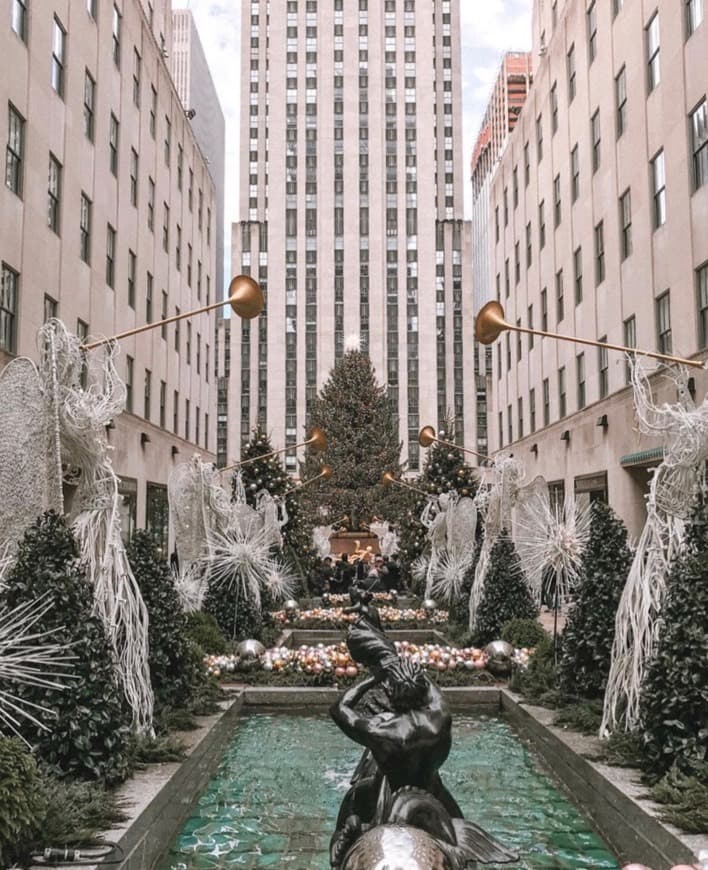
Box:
[551,83,558,134]
[150,86,157,138]
[185,398,190,440]
[196,407,200,445]
[128,250,136,308]
[495,207,499,242]
[0,263,18,353]
[526,223,532,268]
[543,378,550,426]
[556,269,564,323]
[159,380,166,428]
[147,177,155,231]
[11,0,28,42]
[161,290,167,339]
[144,369,151,420]
[647,13,660,91]
[162,204,169,252]
[186,322,191,364]
[528,305,534,349]
[112,4,121,67]
[43,294,57,322]
[174,308,180,353]
[504,259,510,296]
[539,201,546,248]
[574,247,583,304]
[87,0,97,18]
[125,355,134,412]
[109,114,119,176]
[132,48,141,107]
[146,272,153,323]
[518,397,524,439]
[196,333,201,374]
[624,315,636,383]
[164,117,171,165]
[84,71,96,141]
[129,148,138,206]
[513,166,518,208]
[619,189,632,259]
[541,287,548,331]
[524,142,530,186]
[51,18,66,98]
[106,224,116,288]
[587,2,597,62]
[530,388,536,433]
[687,0,703,35]
[559,367,567,418]
[80,193,91,263]
[173,390,179,433]
[514,242,520,284]
[656,291,672,354]
[177,145,183,190]
[507,404,512,444]
[5,104,24,197]
[503,187,508,225]
[697,263,708,348]
[47,154,61,233]
[591,110,601,172]
[598,338,609,398]
[499,411,503,449]
[146,483,168,556]
[571,145,580,201]
[176,225,181,270]
[690,100,708,191]
[567,45,576,102]
[536,114,543,161]
[613,0,624,15]
[594,221,605,285]
[652,150,666,227]
[553,174,561,226]
[577,353,586,409]
[616,67,627,137]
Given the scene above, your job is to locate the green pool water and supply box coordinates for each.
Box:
[159,713,619,869]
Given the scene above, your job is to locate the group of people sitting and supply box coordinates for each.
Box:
[312,552,402,596]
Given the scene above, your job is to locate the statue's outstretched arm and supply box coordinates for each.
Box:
[330,675,379,746]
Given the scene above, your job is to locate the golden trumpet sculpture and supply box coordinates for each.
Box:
[285,464,333,495]
[222,426,327,472]
[83,275,264,351]
[418,425,492,464]
[381,471,429,497]
[475,300,704,369]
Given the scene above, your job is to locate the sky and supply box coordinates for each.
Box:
[172,0,533,265]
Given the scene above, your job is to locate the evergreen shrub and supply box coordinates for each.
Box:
[501,617,549,649]
[186,610,228,654]
[0,737,45,868]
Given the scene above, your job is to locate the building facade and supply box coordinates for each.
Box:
[171,8,225,302]
[228,0,474,474]
[1,0,219,550]
[486,0,707,535]
[471,52,533,455]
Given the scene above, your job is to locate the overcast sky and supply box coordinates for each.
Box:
[173,0,533,259]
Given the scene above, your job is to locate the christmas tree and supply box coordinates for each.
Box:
[2,512,131,783]
[128,531,198,711]
[558,501,631,699]
[474,529,538,645]
[300,348,402,529]
[640,487,708,780]
[232,425,290,506]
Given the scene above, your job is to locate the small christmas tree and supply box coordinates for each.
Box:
[640,487,708,780]
[558,501,631,699]
[474,529,537,645]
[2,512,131,783]
[233,425,290,506]
[204,583,263,642]
[128,531,198,711]
[300,348,402,529]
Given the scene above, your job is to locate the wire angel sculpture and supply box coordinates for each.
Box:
[0,594,74,741]
[369,521,400,558]
[601,358,703,735]
[513,485,591,607]
[428,495,479,606]
[312,525,334,560]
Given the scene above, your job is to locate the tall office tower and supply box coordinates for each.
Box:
[470,52,532,454]
[487,0,707,535]
[1,0,219,551]
[171,9,226,302]
[229,0,474,474]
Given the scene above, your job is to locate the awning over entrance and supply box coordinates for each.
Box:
[619,446,664,468]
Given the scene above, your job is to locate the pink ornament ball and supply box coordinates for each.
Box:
[621,865,653,870]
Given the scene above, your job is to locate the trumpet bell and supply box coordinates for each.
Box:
[418,425,437,448]
[475,300,509,345]
[228,275,264,320]
[307,426,328,452]
[320,464,333,480]
[381,471,396,487]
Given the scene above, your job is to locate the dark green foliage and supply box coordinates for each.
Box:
[3,512,131,783]
[640,488,708,780]
[205,583,264,642]
[599,730,646,768]
[34,774,127,849]
[300,349,402,530]
[131,733,186,765]
[510,634,559,704]
[235,666,496,689]
[648,763,708,833]
[128,531,198,711]
[474,530,537,645]
[234,424,289,505]
[0,738,46,867]
[501,618,549,649]
[553,699,603,735]
[186,610,228,654]
[559,501,631,699]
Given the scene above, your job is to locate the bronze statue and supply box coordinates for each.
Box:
[330,617,518,868]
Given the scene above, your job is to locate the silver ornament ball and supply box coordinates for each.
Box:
[484,640,514,677]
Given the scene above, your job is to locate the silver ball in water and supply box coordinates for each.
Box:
[236,639,265,672]
[484,640,514,677]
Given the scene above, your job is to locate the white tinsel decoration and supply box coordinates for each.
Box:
[0,594,74,740]
[172,563,208,614]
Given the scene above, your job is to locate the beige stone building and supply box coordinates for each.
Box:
[228,0,475,474]
[485,0,707,536]
[1,0,219,550]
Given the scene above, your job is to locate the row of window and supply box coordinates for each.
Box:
[496,265,708,446]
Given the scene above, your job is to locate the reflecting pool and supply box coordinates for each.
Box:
[160,713,618,869]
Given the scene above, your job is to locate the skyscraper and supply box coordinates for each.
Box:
[228,0,474,473]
